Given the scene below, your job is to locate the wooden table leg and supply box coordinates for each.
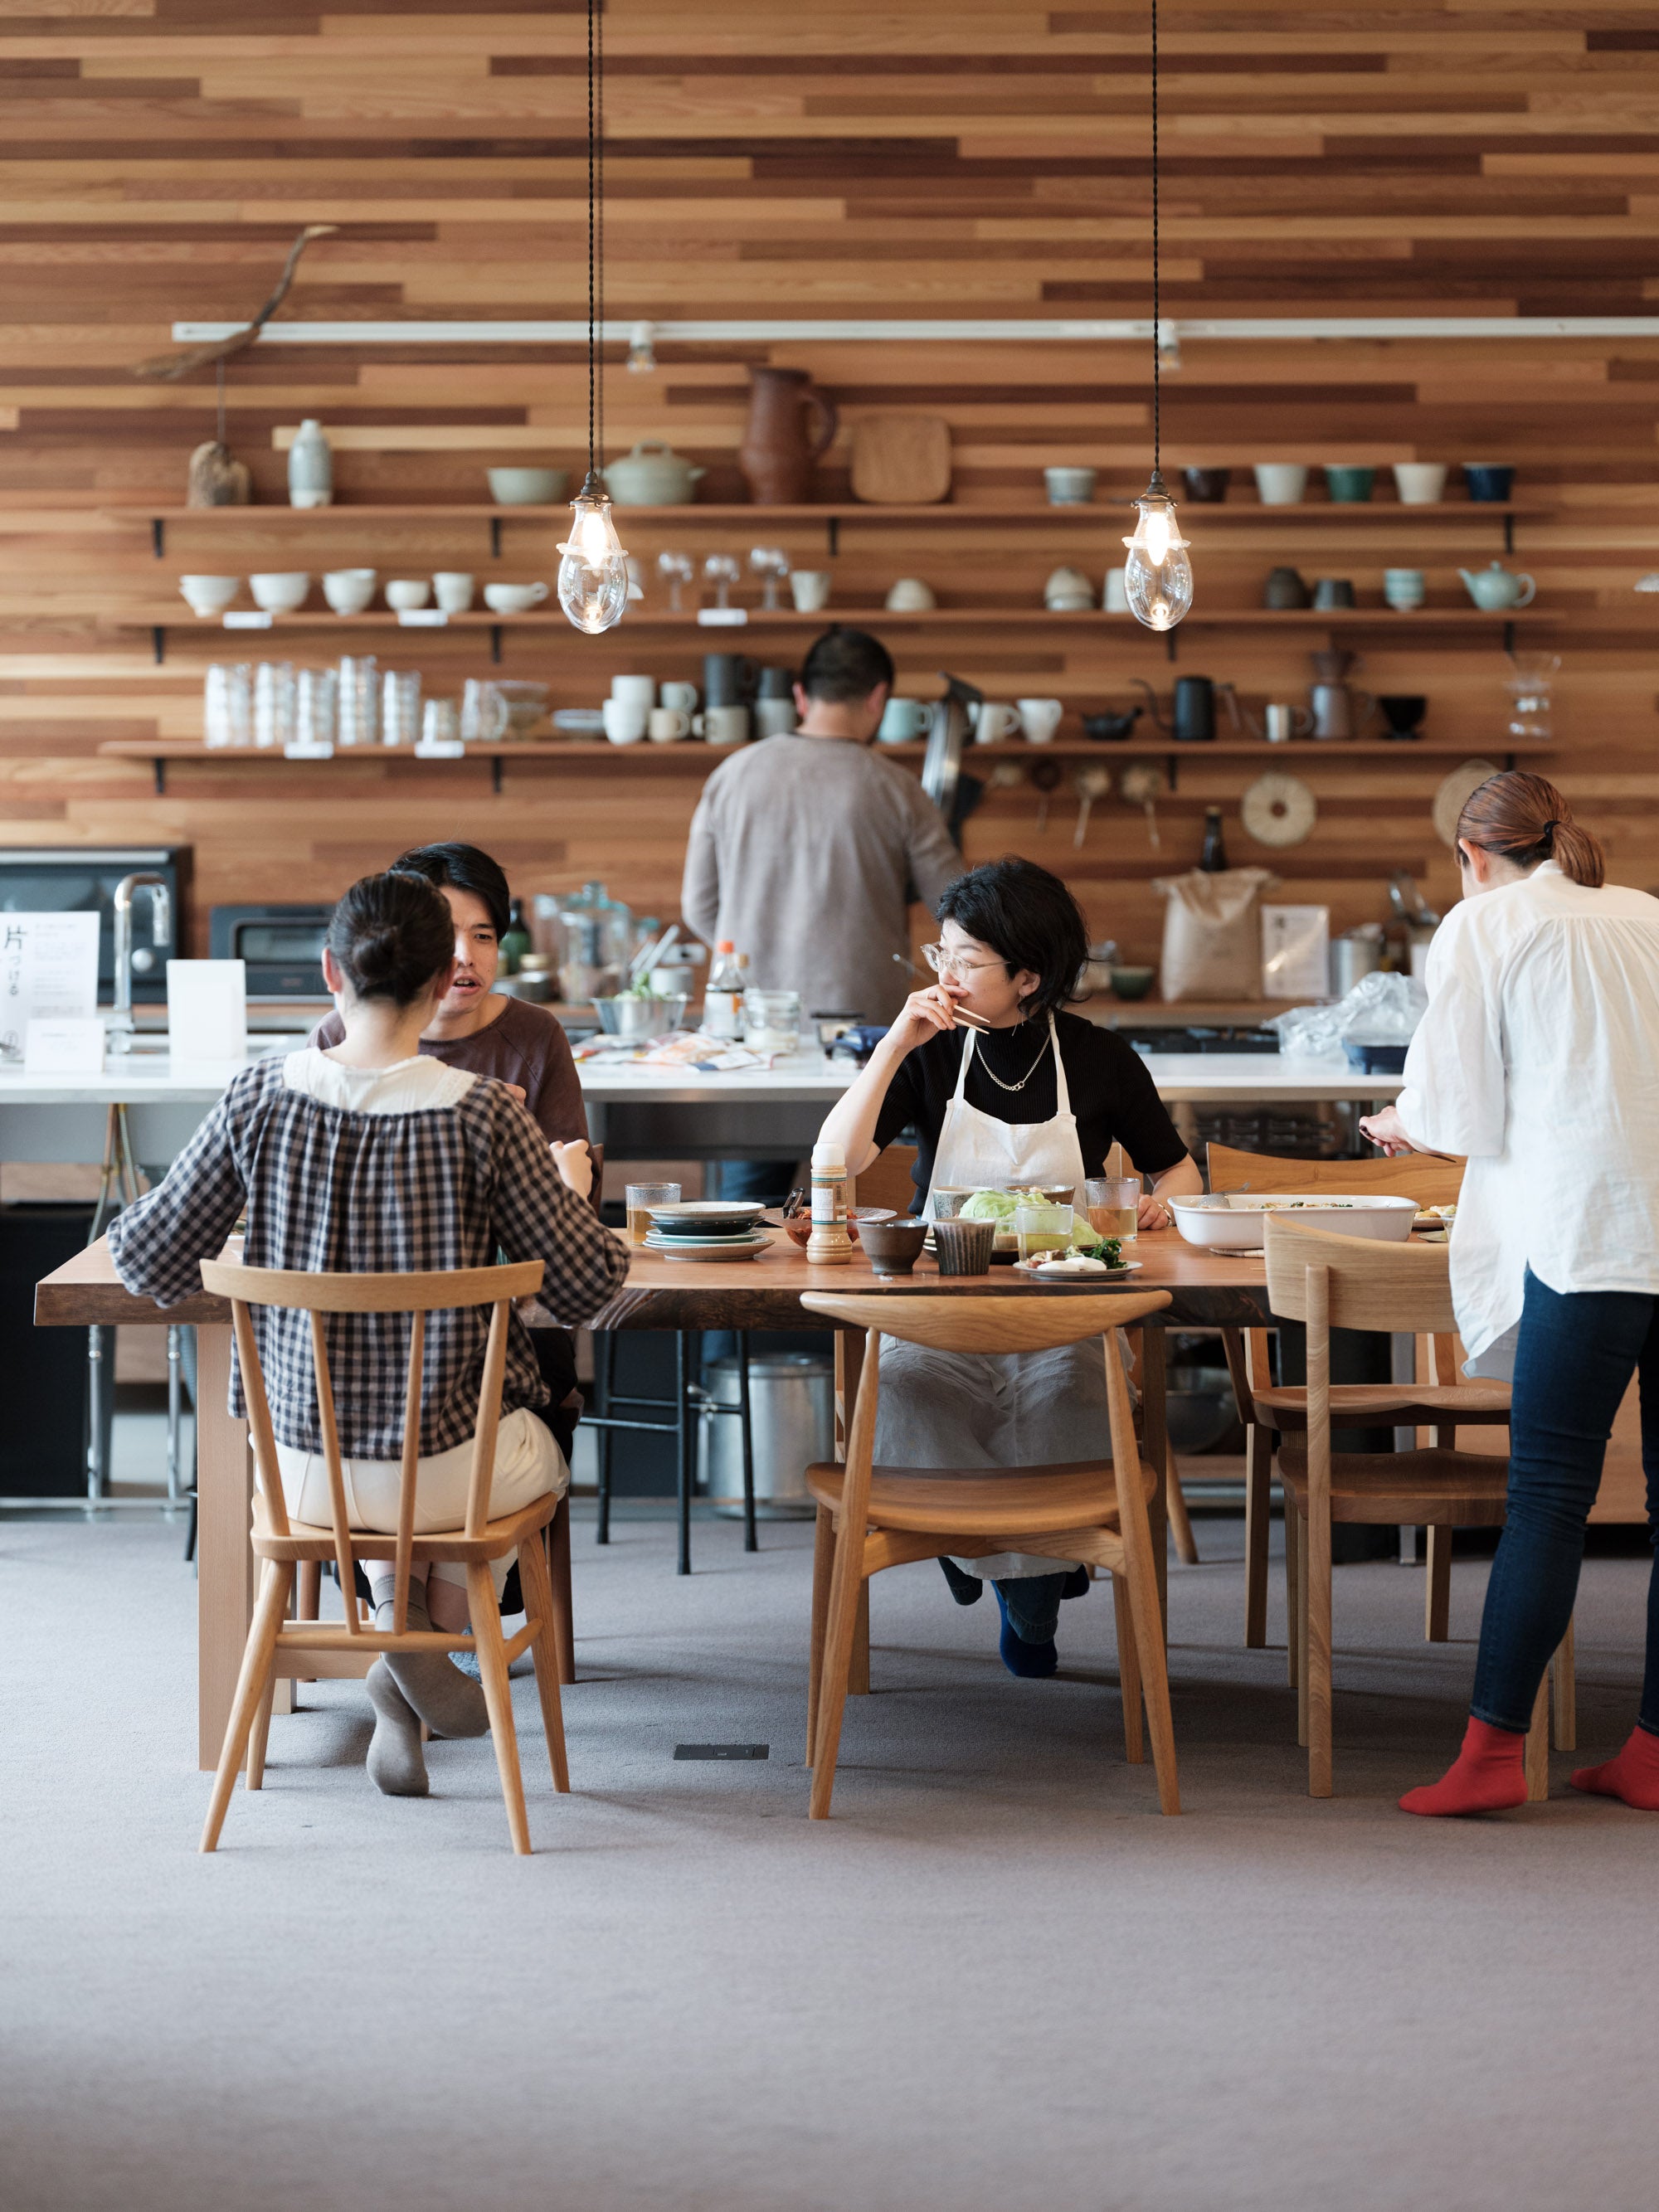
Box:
[196,1324,252,1772]
[836,1329,871,1695]
[1140,1322,1170,1628]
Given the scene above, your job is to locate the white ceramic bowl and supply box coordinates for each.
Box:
[1253,464,1309,507]
[484,581,549,615]
[1044,466,1097,505]
[248,571,309,614]
[322,567,377,615]
[385,578,431,611]
[488,466,568,506]
[1170,1193,1418,1251]
[178,574,240,617]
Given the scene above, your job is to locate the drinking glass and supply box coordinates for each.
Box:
[421,698,460,746]
[748,546,791,610]
[1014,1202,1073,1263]
[381,668,421,747]
[625,1180,680,1246]
[742,986,801,1053]
[337,655,378,747]
[294,666,337,748]
[460,677,509,742]
[251,660,294,749]
[703,553,741,610]
[203,663,251,748]
[657,551,693,612]
[1085,1174,1141,1243]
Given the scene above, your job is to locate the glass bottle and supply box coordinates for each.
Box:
[703,941,746,1039]
[1199,805,1228,873]
[499,897,532,976]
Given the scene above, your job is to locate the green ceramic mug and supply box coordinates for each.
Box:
[1324,464,1376,503]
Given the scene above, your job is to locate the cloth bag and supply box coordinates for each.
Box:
[1152,867,1279,1001]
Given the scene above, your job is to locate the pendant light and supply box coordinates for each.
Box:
[559,0,629,634]
[1121,0,1193,633]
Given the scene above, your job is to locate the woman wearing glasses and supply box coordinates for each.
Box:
[816,858,1200,1676]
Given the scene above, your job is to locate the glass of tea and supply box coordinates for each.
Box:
[1085,1174,1141,1243]
[625,1181,680,1246]
[1014,1202,1073,1264]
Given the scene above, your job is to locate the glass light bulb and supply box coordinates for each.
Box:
[557,548,630,634]
[1121,485,1193,632]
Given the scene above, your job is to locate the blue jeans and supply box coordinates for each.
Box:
[1471,1270,1659,1734]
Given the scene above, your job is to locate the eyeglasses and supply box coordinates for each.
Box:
[921,941,1008,981]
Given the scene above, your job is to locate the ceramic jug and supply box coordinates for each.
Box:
[739,367,839,504]
[1310,681,1378,740]
[1458,561,1536,611]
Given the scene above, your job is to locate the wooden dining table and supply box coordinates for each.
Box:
[35,1229,1270,1771]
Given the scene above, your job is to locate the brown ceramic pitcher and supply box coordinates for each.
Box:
[739,367,839,504]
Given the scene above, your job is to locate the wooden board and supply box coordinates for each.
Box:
[851,416,953,505]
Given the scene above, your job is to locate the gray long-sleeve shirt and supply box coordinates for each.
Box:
[680,733,963,1025]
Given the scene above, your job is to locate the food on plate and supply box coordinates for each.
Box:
[1023,1237,1124,1276]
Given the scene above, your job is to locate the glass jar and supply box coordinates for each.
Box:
[743,987,801,1054]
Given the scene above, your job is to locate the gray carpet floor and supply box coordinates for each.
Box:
[2,1509,1656,2212]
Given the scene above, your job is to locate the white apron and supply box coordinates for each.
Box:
[878,1016,1105,1581]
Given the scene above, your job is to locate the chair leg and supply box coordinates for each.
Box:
[1243,1423,1272,1647]
[737,1329,757,1554]
[806,1504,834,1764]
[200,1561,292,1852]
[1525,1669,1550,1803]
[1424,1524,1452,1641]
[548,1495,575,1686]
[1111,1574,1144,1765]
[294,1558,322,1685]
[1286,1489,1302,1689]
[1295,1509,1311,1748]
[518,1534,571,1794]
[593,1330,614,1545]
[1121,1519,1180,1815]
[809,1526,866,1820]
[1165,1441,1199,1567]
[468,1562,533,1854]
[1552,1619,1577,1752]
[675,1330,694,1577]
[1306,1499,1333,1799]
[849,1581,871,1696]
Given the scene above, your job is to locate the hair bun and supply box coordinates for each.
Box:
[327,871,456,1008]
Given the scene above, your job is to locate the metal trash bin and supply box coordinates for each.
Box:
[700,1351,833,1520]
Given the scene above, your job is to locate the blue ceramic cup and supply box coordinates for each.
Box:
[1462,463,1515,503]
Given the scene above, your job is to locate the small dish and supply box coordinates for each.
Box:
[1013,1256,1141,1279]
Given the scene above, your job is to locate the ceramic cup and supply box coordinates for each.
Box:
[700,704,750,746]
[659,680,699,713]
[610,673,657,711]
[1253,464,1309,507]
[431,571,474,613]
[753,698,796,737]
[1017,697,1064,745]
[321,567,377,615]
[885,577,937,611]
[1263,702,1314,743]
[1393,463,1448,506]
[932,1218,995,1276]
[601,698,649,746]
[385,578,431,612]
[789,571,832,612]
[1103,568,1131,614]
[878,698,937,743]
[1312,578,1356,610]
[1384,567,1427,610]
[1182,467,1232,503]
[249,571,310,615]
[483,581,549,615]
[1044,466,1097,505]
[1462,463,1515,503]
[648,706,693,743]
[972,702,1022,743]
[1324,464,1376,503]
[487,467,568,506]
[178,575,240,617]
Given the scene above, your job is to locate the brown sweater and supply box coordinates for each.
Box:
[309,994,587,1146]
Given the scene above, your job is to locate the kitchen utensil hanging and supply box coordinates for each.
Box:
[1241,771,1318,849]
[1073,765,1113,848]
[1120,761,1166,848]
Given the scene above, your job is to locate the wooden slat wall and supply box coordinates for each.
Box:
[2,2,1658,967]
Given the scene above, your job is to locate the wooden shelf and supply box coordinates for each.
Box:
[119,604,1554,633]
[114,499,1540,525]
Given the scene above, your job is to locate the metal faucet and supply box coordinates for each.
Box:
[108,873,171,1053]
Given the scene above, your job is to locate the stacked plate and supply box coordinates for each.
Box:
[645,1200,772,1264]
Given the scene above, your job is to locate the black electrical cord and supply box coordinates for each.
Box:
[597,0,606,474]
[586,0,596,481]
[1151,0,1160,477]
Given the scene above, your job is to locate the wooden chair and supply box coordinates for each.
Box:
[798,1290,1181,1821]
[197,1257,572,1856]
[849,1142,921,1218]
[1205,1142,1494,1656]
[1263,1216,1570,1798]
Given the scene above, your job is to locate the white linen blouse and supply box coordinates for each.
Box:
[1396,861,1659,1376]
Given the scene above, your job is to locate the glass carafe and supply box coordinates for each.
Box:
[1505,653,1559,741]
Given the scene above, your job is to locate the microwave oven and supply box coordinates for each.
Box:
[209,904,333,997]
[0,845,189,1004]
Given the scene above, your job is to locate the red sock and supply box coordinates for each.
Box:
[1571,1725,1659,1811]
[1399,1716,1527,1817]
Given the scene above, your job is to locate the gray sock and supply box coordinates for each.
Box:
[365,1660,429,1797]
[370,1577,490,1740]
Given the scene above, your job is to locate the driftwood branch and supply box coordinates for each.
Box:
[133,224,340,382]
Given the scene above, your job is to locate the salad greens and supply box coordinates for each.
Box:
[956,1186,1107,1253]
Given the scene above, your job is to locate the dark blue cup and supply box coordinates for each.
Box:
[1462,463,1515,503]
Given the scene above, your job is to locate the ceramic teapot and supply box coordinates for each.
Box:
[1458,560,1536,611]
[603,440,706,505]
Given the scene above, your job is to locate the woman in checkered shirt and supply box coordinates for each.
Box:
[110,870,630,1796]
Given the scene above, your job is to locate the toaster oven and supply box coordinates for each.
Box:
[208,904,333,997]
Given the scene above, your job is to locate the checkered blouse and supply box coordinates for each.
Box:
[108,1054,630,1459]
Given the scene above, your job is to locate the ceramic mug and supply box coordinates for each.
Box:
[972,702,1022,744]
[384,578,431,612]
[753,698,796,737]
[659,681,698,713]
[322,567,377,615]
[1103,568,1131,614]
[610,673,656,710]
[1462,463,1515,503]
[249,571,310,614]
[483,581,548,615]
[179,575,240,617]
[1017,697,1064,745]
[1253,464,1309,506]
[648,706,693,743]
[789,571,832,612]
[1384,567,1427,610]
[431,571,474,613]
[602,698,649,746]
[700,704,750,746]
[1324,464,1376,504]
[1264,702,1315,743]
[878,698,937,743]
[1312,578,1356,610]
[1393,463,1447,506]
[1044,466,1097,505]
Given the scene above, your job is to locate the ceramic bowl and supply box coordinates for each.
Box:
[1170,1193,1418,1252]
[1043,466,1097,506]
[178,575,240,617]
[322,567,377,615]
[484,581,549,615]
[1253,464,1309,506]
[1109,965,1156,999]
[858,1220,931,1276]
[884,578,937,611]
[487,467,568,506]
[385,579,431,611]
[1462,463,1515,503]
[248,571,309,614]
[1324,464,1376,503]
[1182,467,1231,503]
[777,1206,898,1250]
[1392,463,1448,505]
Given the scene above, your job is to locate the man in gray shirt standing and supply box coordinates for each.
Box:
[681,628,962,1030]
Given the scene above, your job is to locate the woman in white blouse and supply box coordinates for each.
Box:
[1359,771,1659,1817]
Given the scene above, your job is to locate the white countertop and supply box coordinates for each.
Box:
[0,1045,1400,1108]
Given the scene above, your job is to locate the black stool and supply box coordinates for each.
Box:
[586,1329,755,1574]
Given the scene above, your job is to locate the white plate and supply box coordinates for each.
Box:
[649,1237,771,1265]
[645,1230,772,1250]
[1014,1257,1141,1279]
[1170,1193,1417,1252]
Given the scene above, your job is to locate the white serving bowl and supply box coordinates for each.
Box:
[322,566,377,615]
[248,571,309,615]
[178,574,240,617]
[1170,1193,1418,1251]
[488,466,569,506]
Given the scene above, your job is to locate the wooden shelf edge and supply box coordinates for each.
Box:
[95,737,1555,766]
[110,605,1562,633]
[90,500,1545,526]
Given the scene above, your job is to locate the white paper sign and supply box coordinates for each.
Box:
[25,1017,105,1075]
[0,910,100,1058]
[167,958,247,1064]
[396,609,448,628]
[1262,905,1331,999]
[223,610,274,630]
[697,607,748,627]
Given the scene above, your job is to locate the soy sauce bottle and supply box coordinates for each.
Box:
[1199,806,1229,873]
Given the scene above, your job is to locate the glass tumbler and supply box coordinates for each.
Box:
[1014,1203,1073,1263]
[251,660,295,749]
[742,987,801,1053]
[381,668,421,747]
[294,666,337,748]
[336,655,378,747]
[625,1181,680,1247]
[203,662,251,748]
[1084,1174,1142,1243]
